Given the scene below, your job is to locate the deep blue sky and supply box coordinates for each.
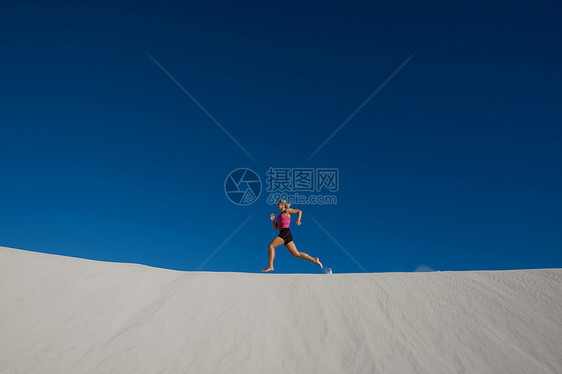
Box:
[1,1,561,273]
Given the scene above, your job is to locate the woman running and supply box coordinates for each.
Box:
[262,200,323,272]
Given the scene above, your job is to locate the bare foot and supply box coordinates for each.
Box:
[315,258,323,269]
[262,267,274,273]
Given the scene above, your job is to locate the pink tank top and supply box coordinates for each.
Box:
[277,212,291,230]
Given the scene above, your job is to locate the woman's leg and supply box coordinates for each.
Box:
[262,236,285,272]
[285,241,323,268]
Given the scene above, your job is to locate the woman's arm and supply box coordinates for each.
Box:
[287,208,302,225]
[270,214,278,230]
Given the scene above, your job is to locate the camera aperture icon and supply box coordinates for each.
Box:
[224,168,262,206]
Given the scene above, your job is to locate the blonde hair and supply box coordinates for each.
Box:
[278,200,291,214]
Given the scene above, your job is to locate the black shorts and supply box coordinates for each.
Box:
[277,228,293,245]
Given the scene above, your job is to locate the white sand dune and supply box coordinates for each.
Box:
[1,246,561,374]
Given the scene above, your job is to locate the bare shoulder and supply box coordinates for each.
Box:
[286,208,301,214]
